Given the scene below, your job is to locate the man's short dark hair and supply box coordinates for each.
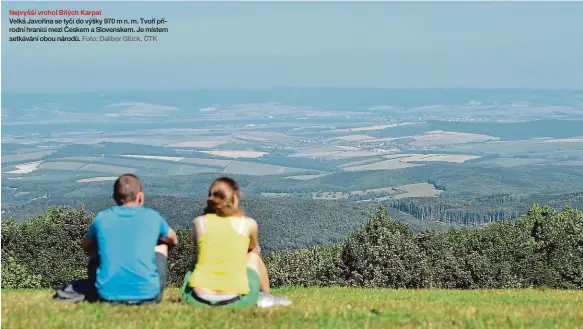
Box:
[113,174,143,205]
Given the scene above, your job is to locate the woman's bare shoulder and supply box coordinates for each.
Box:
[192,215,208,228]
[243,216,258,229]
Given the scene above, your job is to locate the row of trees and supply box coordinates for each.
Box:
[2,197,376,253]
[2,203,582,290]
[267,205,583,289]
[387,192,583,226]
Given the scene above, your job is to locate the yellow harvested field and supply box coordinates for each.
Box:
[291,146,389,159]
[412,130,499,146]
[334,124,397,132]
[5,161,42,174]
[348,153,481,164]
[77,176,118,183]
[121,155,184,161]
[331,122,423,133]
[334,146,360,151]
[400,154,480,163]
[330,135,375,142]
[288,146,347,158]
[222,161,287,175]
[338,158,381,168]
[393,182,443,199]
[343,159,421,171]
[539,137,583,143]
[285,173,330,180]
[201,150,267,159]
[383,153,421,159]
[167,140,228,148]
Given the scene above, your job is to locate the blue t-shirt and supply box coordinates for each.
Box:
[87,206,170,301]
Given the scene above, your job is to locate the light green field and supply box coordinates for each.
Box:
[268,183,438,201]
[222,161,311,176]
[477,158,557,167]
[554,160,583,166]
[285,173,330,180]
[78,164,137,175]
[343,159,421,172]
[452,140,583,155]
[1,150,56,163]
[2,288,582,329]
[39,162,88,171]
[393,183,444,199]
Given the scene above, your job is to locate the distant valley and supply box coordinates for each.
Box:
[2,88,583,235]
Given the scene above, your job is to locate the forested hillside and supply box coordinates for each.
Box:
[3,204,582,290]
[2,196,448,252]
[386,192,583,226]
[5,191,583,239]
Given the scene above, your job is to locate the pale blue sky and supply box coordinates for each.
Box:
[2,1,583,93]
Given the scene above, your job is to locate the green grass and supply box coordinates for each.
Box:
[2,288,583,329]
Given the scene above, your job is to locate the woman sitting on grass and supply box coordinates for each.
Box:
[181,177,284,308]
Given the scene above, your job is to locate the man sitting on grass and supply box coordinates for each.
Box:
[61,173,178,304]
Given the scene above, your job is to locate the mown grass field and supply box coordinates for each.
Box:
[2,288,583,329]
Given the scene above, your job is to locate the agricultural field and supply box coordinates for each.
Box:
[1,150,56,163]
[261,183,441,201]
[397,154,480,163]
[285,173,330,180]
[392,182,443,199]
[451,139,583,156]
[167,140,229,148]
[5,161,43,174]
[337,183,441,200]
[223,161,299,176]
[477,158,558,167]
[410,130,499,146]
[2,288,582,329]
[200,150,267,159]
[76,176,118,183]
[343,159,421,172]
[329,134,375,142]
[2,89,583,204]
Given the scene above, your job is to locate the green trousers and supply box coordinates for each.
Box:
[181,264,260,308]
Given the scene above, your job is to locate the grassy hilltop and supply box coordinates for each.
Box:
[3,190,583,329]
[2,288,583,329]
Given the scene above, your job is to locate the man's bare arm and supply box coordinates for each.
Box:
[82,235,95,255]
[158,228,178,250]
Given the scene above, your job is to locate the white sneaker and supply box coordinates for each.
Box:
[257,292,292,308]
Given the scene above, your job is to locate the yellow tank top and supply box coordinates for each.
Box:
[189,214,251,294]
